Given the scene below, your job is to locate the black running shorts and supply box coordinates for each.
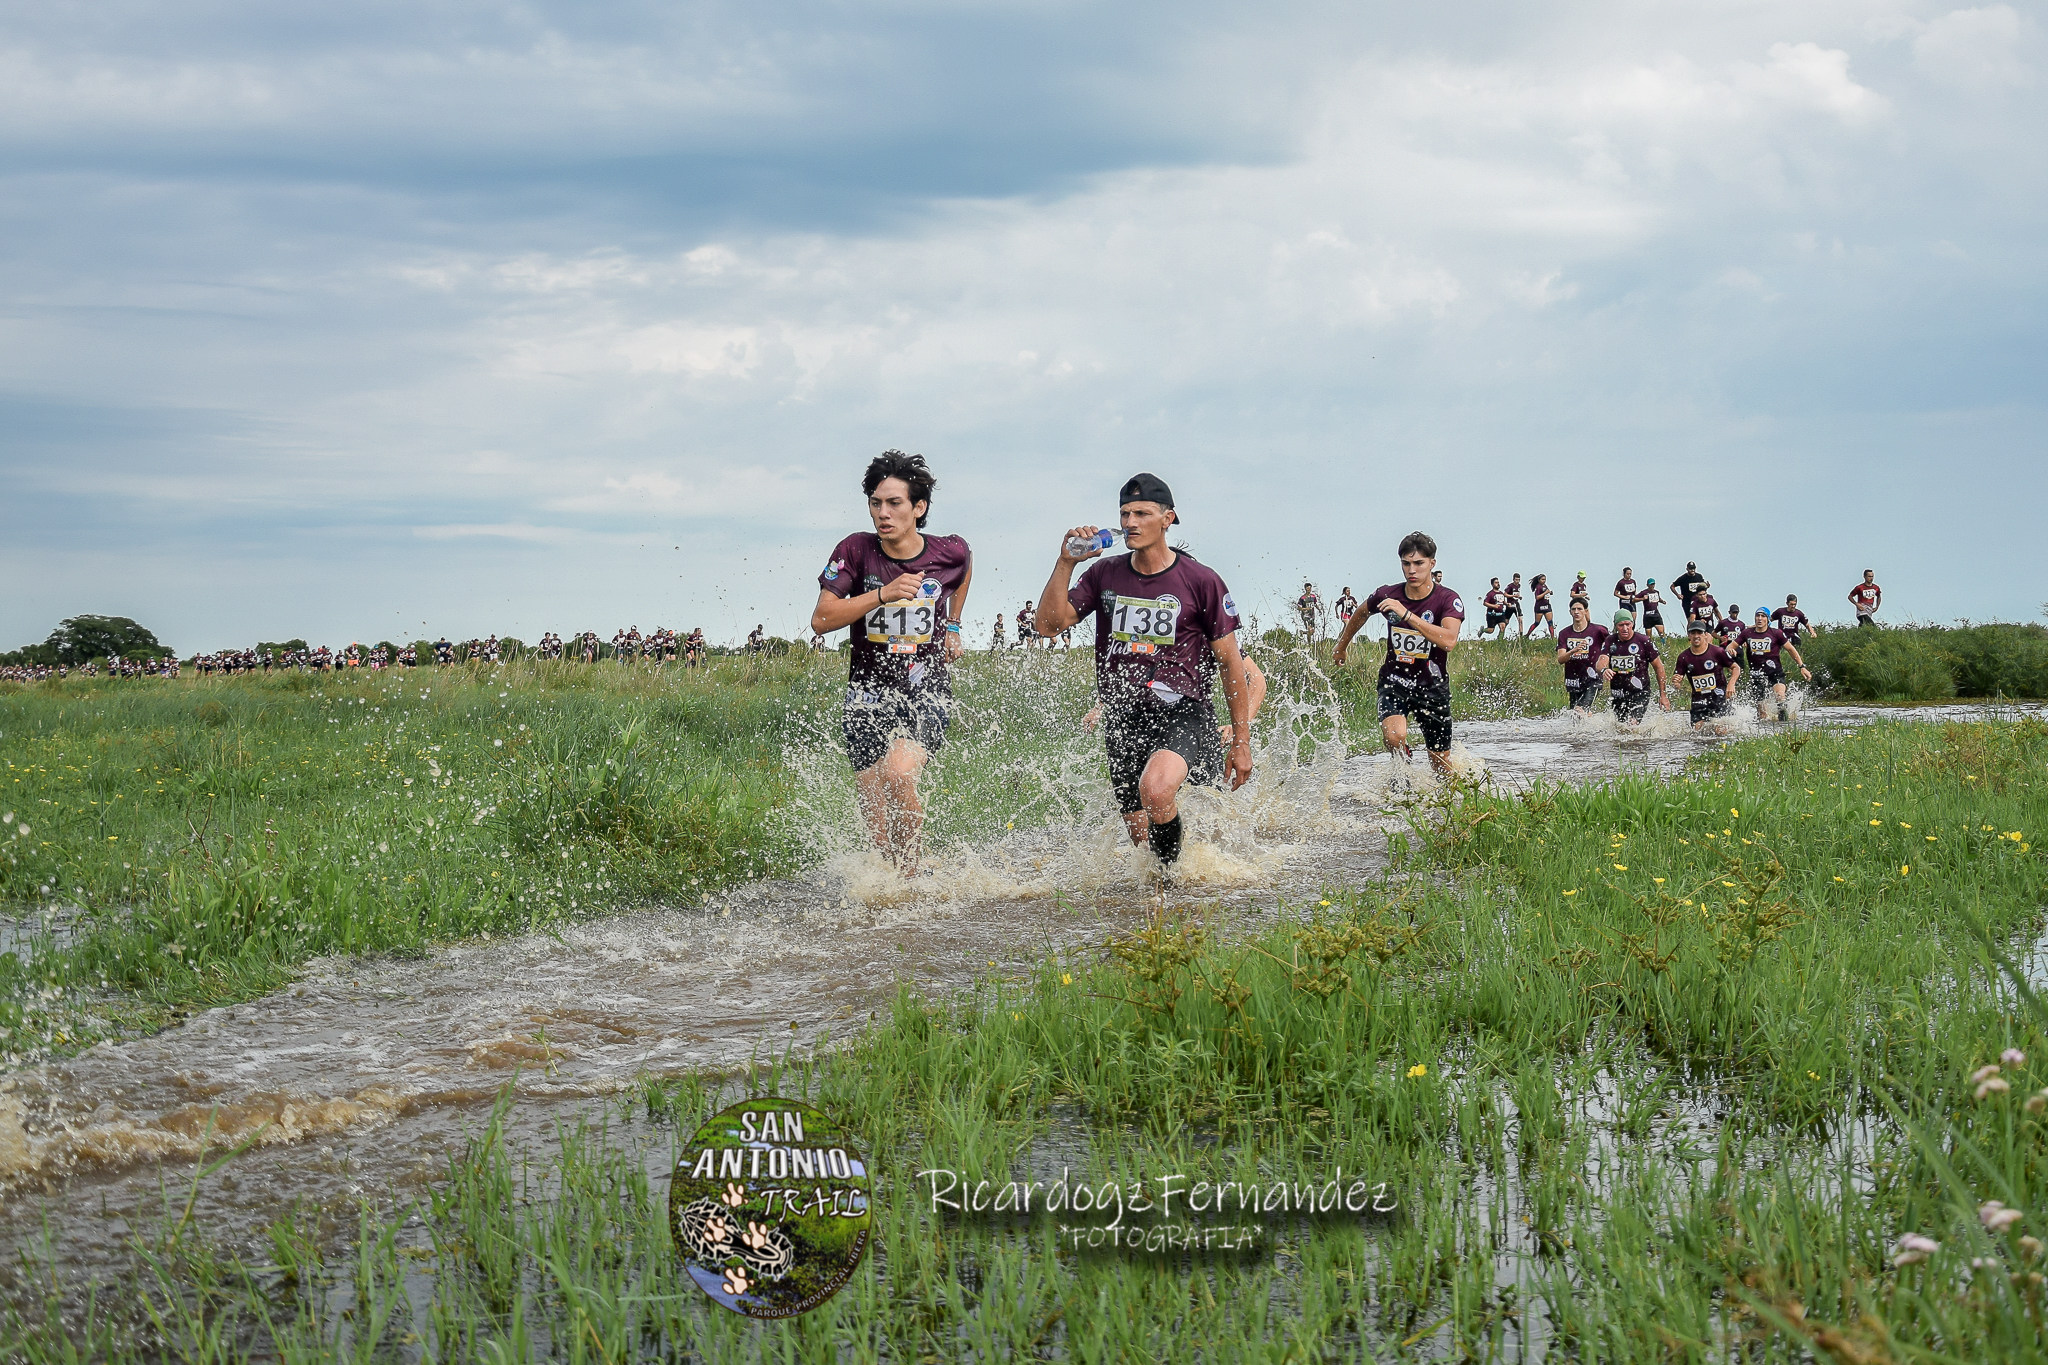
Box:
[1378,678,1454,752]
[1567,683,1600,711]
[1611,690,1651,724]
[1745,664,1783,698]
[1641,611,1664,629]
[1102,697,1226,815]
[843,687,951,772]
[1691,696,1730,726]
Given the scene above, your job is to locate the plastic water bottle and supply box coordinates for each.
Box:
[1065,527,1118,558]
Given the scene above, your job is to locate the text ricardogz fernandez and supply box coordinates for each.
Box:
[916,1168,1399,1228]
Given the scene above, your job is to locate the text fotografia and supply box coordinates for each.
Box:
[917,1168,1399,1227]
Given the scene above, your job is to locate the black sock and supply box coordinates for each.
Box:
[1147,814,1184,865]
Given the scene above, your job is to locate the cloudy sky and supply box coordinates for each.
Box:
[2,0,2042,652]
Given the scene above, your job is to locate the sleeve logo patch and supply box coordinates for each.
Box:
[823,559,845,581]
[1222,593,1239,618]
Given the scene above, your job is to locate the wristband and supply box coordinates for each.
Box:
[943,622,961,633]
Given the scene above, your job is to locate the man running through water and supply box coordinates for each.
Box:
[1333,532,1465,779]
[1849,570,1882,627]
[1035,473,1253,871]
[1526,574,1555,638]
[810,451,973,875]
[1556,598,1609,713]
[1737,607,1813,722]
[1675,620,1741,731]
[1772,595,1815,640]
[1597,611,1669,727]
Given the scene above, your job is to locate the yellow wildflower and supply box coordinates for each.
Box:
[1407,1063,1428,1079]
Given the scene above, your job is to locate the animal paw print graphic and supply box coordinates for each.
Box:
[722,1182,746,1208]
[722,1265,751,1297]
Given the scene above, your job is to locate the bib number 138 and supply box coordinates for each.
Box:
[1108,597,1179,653]
[867,601,934,652]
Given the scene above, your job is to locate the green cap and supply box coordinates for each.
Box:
[1613,610,1633,625]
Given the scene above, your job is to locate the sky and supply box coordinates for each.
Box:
[2,0,2043,652]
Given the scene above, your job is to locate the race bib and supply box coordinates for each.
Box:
[1611,651,1639,673]
[1389,624,1431,663]
[1107,595,1181,655]
[866,600,935,652]
[1747,638,1772,658]
[1690,672,1720,695]
[1565,638,1591,660]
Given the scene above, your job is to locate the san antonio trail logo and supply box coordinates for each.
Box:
[669,1099,871,1318]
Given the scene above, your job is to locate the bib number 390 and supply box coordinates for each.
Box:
[867,601,935,652]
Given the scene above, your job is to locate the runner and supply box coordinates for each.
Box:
[1737,607,1813,722]
[1772,595,1815,640]
[1849,571,1882,627]
[1675,621,1741,731]
[1569,573,1590,613]
[1016,601,1036,648]
[1335,587,1358,626]
[1555,598,1609,713]
[1638,578,1668,637]
[990,613,1007,652]
[1526,574,1556,638]
[1033,472,1253,871]
[1596,611,1669,727]
[1671,561,1706,621]
[1716,604,1744,650]
[1480,578,1509,640]
[1332,532,1465,779]
[1296,582,1323,645]
[809,451,973,875]
[1505,574,1526,635]
[1613,567,1639,623]
[1686,581,1719,630]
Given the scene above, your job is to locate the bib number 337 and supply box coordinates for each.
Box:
[1108,596,1180,655]
[867,601,935,652]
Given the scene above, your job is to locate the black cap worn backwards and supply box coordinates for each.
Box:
[1687,619,1711,632]
[1119,472,1177,521]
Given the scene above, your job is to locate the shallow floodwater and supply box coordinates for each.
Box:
[0,698,2033,1287]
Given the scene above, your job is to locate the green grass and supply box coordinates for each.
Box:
[1801,621,2048,702]
[10,717,2047,1359]
[0,657,820,1056]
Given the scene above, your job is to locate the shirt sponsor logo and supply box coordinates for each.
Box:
[823,559,845,581]
[1222,593,1239,618]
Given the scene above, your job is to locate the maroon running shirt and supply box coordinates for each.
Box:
[1614,576,1638,603]
[1557,622,1609,689]
[1850,582,1882,614]
[819,531,972,692]
[1363,583,1465,688]
[1604,632,1659,692]
[1738,626,1790,670]
[1068,550,1239,707]
[1772,606,1812,637]
[1676,645,1736,703]
[1688,593,1718,623]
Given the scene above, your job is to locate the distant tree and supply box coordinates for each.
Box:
[498,637,524,658]
[256,639,309,655]
[46,615,172,665]
[0,642,60,667]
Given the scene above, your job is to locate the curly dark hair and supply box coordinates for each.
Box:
[863,450,937,528]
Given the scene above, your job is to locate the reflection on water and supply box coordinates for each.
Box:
[0,695,2036,1285]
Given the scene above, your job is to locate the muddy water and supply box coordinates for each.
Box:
[0,698,2031,1286]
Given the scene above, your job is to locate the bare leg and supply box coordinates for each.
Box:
[854,736,930,873]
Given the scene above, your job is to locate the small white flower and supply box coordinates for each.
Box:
[1971,1064,2003,1085]
[1981,1202,2024,1233]
[1893,1232,1940,1266]
[2005,1048,2029,1068]
[1978,1077,2012,1100]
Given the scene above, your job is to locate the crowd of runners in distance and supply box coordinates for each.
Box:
[806,449,1898,878]
[0,655,182,683]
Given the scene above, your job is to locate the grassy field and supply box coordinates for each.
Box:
[5,681,2046,1358]
[0,636,1571,1059]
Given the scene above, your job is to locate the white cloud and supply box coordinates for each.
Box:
[1914,7,2032,90]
